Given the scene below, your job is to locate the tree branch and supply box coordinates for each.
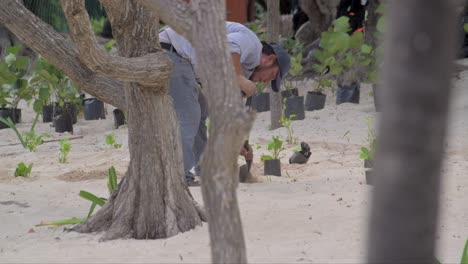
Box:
[0,0,127,111]
[61,0,172,86]
[138,0,193,41]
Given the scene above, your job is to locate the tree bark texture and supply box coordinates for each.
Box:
[190,1,254,263]
[367,1,457,263]
[267,0,283,130]
[297,0,339,44]
[0,0,127,111]
[364,0,381,50]
[61,0,204,240]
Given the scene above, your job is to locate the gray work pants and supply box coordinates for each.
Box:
[167,51,208,180]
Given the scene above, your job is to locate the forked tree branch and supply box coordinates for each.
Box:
[0,0,127,110]
[61,0,172,86]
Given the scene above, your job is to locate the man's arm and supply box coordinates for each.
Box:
[231,53,256,97]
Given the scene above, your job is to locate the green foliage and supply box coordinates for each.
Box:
[284,53,303,92]
[0,46,32,109]
[105,134,122,149]
[91,17,106,34]
[0,115,49,152]
[256,82,267,94]
[280,98,297,145]
[283,38,304,55]
[464,24,468,33]
[247,20,267,41]
[59,138,71,163]
[15,162,33,177]
[104,39,116,52]
[360,116,376,161]
[23,130,50,152]
[107,166,118,194]
[30,57,81,111]
[260,136,285,161]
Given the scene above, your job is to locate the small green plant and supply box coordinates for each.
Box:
[260,136,286,161]
[256,82,267,94]
[283,53,303,93]
[104,39,116,52]
[342,130,351,143]
[15,162,33,177]
[90,17,106,34]
[280,98,297,145]
[360,117,376,161]
[36,166,119,226]
[105,134,122,149]
[59,138,71,163]
[283,38,304,55]
[0,115,50,152]
[0,45,33,109]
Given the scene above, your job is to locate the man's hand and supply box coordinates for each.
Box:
[240,143,253,161]
[231,53,255,97]
[238,77,256,97]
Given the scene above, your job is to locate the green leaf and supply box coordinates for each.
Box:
[14,56,29,70]
[7,46,21,55]
[36,217,86,227]
[0,71,18,84]
[334,16,351,33]
[79,191,105,207]
[105,134,114,145]
[349,32,364,49]
[33,100,43,113]
[293,145,302,152]
[260,155,273,161]
[4,53,16,65]
[361,44,372,54]
[461,239,468,264]
[360,147,369,160]
[108,166,117,194]
[464,24,468,33]
[87,203,98,218]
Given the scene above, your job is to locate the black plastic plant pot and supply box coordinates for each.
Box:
[83,98,106,120]
[52,103,78,125]
[284,96,305,120]
[305,91,326,111]
[281,88,299,98]
[42,105,54,123]
[251,92,270,112]
[364,159,374,169]
[289,152,310,164]
[372,84,380,112]
[336,82,360,105]
[365,170,374,186]
[54,110,73,133]
[264,159,281,176]
[113,109,126,128]
[0,108,21,129]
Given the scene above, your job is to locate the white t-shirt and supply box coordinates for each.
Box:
[159,22,262,79]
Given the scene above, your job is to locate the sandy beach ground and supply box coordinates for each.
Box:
[0,73,467,263]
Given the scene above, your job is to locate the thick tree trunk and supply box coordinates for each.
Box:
[61,0,204,240]
[190,1,254,263]
[267,0,283,130]
[364,0,381,50]
[296,0,338,44]
[367,0,457,262]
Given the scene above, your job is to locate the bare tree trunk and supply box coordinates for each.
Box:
[367,0,457,262]
[296,0,338,44]
[56,0,205,240]
[267,0,282,130]
[364,0,381,49]
[191,1,254,263]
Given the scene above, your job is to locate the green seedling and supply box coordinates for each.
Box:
[105,134,122,149]
[104,39,116,52]
[360,117,376,161]
[59,138,71,163]
[15,162,33,177]
[261,136,286,161]
[0,114,50,152]
[342,130,351,143]
[280,98,298,145]
[37,166,119,226]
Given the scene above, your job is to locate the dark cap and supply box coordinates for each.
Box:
[269,43,291,92]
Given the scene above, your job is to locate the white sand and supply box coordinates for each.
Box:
[0,74,467,263]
